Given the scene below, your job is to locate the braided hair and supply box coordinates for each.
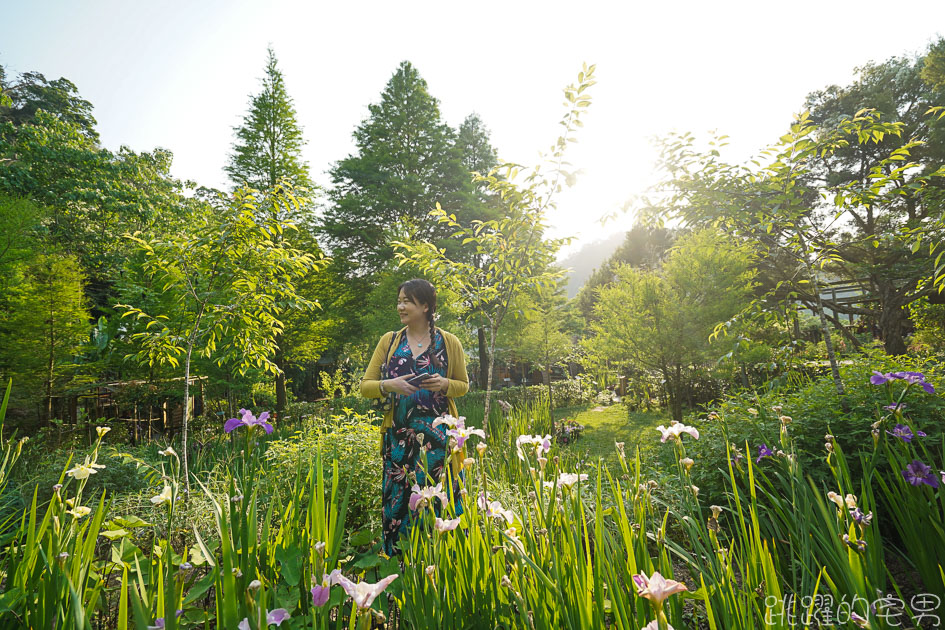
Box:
[398,278,442,369]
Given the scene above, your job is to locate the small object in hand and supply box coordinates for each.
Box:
[407,373,434,387]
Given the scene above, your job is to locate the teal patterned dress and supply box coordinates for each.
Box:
[381,330,464,555]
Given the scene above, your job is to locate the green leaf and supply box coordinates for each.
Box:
[348,530,375,547]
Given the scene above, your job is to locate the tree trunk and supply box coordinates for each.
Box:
[46,307,54,424]
[674,364,684,422]
[809,272,845,397]
[798,230,845,398]
[477,327,489,389]
[545,367,554,436]
[877,288,909,355]
[662,365,683,422]
[483,328,496,435]
[181,348,196,501]
[182,344,193,494]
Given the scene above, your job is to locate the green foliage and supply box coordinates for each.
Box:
[686,348,944,508]
[652,61,945,357]
[0,194,44,276]
[266,410,383,533]
[585,228,757,420]
[225,46,312,194]
[907,296,945,352]
[117,187,322,376]
[0,67,98,140]
[116,186,326,485]
[574,223,675,323]
[321,61,475,273]
[0,253,91,418]
[395,64,596,420]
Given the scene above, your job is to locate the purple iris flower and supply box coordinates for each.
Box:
[266,609,290,626]
[886,424,926,443]
[311,584,331,607]
[870,370,935,394]
[896,371,936,394]
[883,402,906,413]
[224,408,274,434]
[849,507,873,526]
[902,459,940,488]
[870,371,893,385]
[756,444,774,463]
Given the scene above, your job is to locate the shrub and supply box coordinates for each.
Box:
[266,409,383,533]
[684,348,944,508]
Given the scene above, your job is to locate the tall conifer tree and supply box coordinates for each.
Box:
[321,61,471,274]
[225,46,316,411]
[225,46,312,196]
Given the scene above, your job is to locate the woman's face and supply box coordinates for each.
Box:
[397,289,428,326]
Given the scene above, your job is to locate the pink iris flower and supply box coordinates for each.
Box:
[335,573,399,609]
[434,517,461,532]
[446,425,486,449]
[655,423,699,443]
[632,571,688,605]
[311,570,341,607]
[557,473,589,489]
[408,482,448,511]
[477,492,516,523]
[432,414,465,429]
[515,434,552,460]
[237,609,290,629]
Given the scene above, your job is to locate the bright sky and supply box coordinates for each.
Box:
[2,1,944,258]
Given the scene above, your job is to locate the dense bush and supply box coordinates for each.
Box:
[684,348,944,507]
[461,379,597,411]
[266,409,383,533]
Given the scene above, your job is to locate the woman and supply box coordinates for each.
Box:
[360,278,469,555]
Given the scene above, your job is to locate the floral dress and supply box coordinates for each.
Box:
[381,329,464,555]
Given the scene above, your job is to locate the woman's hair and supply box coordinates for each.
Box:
[398,278,442,368]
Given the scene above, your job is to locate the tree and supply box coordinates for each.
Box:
[514,281,573,431]
[922,38,945,91]
[799,48,945,353]
[395,64,596,424]
[225,46,316,410]
[0,194,44,276]
[650,107,945,399]
[584,229,756,421]
[321,61,473,274]
[0,110,190,310]
[456,113,506,387]
[0,253,90,421]
[116,187,325,490]
[0,66,98,140]
[574,224,675,323]
[225,46,312,196]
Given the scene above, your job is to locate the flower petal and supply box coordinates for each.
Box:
[266,608,290,626]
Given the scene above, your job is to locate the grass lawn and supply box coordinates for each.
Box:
[557,404,673,475]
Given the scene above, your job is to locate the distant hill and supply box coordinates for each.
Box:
[559,232,627,298]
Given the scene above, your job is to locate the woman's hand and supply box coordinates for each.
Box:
[419,374,449,393]
[385,373,419,396]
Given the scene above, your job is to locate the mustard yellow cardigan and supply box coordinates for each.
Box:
[360,327,469,436]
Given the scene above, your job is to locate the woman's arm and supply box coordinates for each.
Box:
[360,333,392,399]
